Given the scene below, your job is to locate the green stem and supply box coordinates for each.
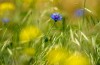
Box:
[62,17,66,45]
[83,0,86,23]
[46,22,55,36]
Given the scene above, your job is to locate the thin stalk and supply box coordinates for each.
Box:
[83,0,86,23]
[46,22,55,36]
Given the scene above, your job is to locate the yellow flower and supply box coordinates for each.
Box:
[46,47,68,65]
[19,26,41,43]
[0,2,15,15]
[23,48,35,56]
[65,52,91,65]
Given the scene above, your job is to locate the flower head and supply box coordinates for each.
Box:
[65,52,91,65]
[74,9,84,17]
[51,12,62,22]
[2,18,10,23]
[19,26,41,43]
[0,2,15,11]
[46,47,67,64]
[0,2,15,15]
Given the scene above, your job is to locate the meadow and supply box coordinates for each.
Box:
[0,0,100,65]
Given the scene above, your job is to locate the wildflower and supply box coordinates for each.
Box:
[2,17,10,23]
[0,2,15,15]
[46,47,68,64]
[19,26,41,43]
[65,52,91,65]
[51,12,62,22]
[74,9,84,17]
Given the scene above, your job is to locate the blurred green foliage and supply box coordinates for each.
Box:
[0,0,100,65]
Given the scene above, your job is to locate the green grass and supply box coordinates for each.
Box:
[0,0,100,65]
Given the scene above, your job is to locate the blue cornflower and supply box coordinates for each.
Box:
[2,18,10,23]
[51,12,62,22]
[74,9,84,17]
